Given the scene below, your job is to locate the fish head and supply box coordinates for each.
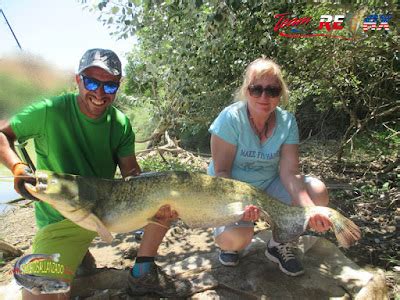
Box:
[25,171,109,238]
[24,170,88,216]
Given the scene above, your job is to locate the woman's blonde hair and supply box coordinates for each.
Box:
[235,58,289,105]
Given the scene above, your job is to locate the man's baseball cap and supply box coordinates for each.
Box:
[78,48,122,76]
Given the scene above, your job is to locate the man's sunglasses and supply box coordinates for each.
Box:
[248,84,282,98]
[80,75,120,94]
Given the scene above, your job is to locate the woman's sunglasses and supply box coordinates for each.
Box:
[80,75,120,95]
[248,84,282,98]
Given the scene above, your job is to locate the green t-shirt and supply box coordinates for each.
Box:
[10,93,135,228]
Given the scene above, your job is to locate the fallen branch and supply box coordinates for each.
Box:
[380,155,400,174]
[0,240,23,258]
[136,145,186,156]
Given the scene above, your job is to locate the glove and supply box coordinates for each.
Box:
[12,162,37,200]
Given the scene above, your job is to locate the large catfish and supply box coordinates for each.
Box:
[25,171,361,247]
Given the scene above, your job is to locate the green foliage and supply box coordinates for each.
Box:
[82,0,399,162]
[359,182,390,197]
[114,95,157,149]
[179,124,210,153]
[139,155,205,172]
[346,122,400,158]
[277,4,398,141]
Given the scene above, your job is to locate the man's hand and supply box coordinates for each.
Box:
[152,205,178,228]
[12,162,36,200]
[241,205,260,222]
[308,214,332,233]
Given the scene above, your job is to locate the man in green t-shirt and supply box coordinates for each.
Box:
[0,49,190,299]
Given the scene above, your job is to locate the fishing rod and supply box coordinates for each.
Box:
[0,8,22,50]
[0,175,37,179]
[0,140,37,202]
[0,7,37,203]
[0,174,37,204]
[15,141,36,172]
[0,8,33,170]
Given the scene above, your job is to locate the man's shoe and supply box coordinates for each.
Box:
[265,242,304,276]
[218,250,239,266]
[127,263,193,297]
[75,251,97,277]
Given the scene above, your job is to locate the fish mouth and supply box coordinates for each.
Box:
[24,171,50,195]
[23,171,90,221]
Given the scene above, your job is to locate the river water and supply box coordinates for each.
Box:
[0,143,35,214]
[0,181,19,214]
[0,172,20,214]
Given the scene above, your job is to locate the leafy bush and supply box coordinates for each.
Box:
[139,153,207,173]
[179,124,211,153]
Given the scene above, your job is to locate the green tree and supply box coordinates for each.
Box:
[81,0,399,163]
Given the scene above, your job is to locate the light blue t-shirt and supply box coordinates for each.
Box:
[207,101,299,190]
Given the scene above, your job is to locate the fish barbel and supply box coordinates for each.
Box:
[25,171,361,247]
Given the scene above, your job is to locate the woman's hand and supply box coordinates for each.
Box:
[308,214,332,232]
[241,205,260,222]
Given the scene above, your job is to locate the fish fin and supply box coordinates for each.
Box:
[327,208,361,248]
[90,214,113,243]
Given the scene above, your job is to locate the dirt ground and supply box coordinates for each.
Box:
[298,141,399,299]
[0,140,399,298]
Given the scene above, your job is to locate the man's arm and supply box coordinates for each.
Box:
[0,121,36,198]
[0,121,21,170]
[117,155,141,178]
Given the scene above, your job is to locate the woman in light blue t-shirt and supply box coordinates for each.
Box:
[208,58,332,276]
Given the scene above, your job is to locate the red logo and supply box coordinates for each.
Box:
[319,15,345,31]
[274,13,312,32]
[274,12,394,40]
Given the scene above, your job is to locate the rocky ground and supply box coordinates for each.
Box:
[298,142,399,288]
[0,140,398,298]
[0,207,393,299]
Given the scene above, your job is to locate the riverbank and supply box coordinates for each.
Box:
[0,204,397,299]
[0,142,398,297]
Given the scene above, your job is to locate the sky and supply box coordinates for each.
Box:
[0,0,136,73]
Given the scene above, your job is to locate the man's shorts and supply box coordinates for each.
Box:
[214,175,318,237]
[29,219,96,282]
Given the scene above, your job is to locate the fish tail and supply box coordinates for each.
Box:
[317,207,361,248]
